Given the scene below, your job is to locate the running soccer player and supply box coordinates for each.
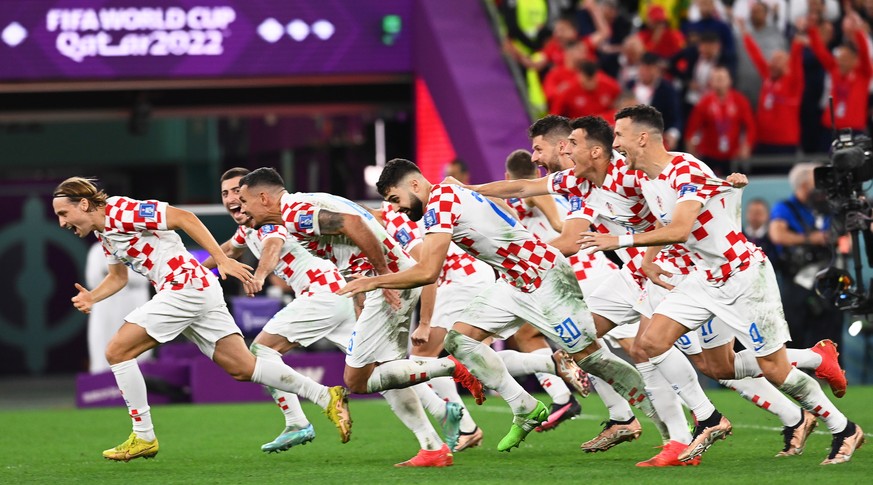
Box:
[581,104,865,465]
[52,177,351,462]
[204,167,356,452]
[237,168,482,467]
[339,158,655,452]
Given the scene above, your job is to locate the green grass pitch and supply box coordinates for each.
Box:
[3,387,871,484]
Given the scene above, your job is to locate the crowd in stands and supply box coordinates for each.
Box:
[496,0,873,175]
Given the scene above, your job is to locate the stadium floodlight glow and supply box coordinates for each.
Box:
[848,318,870,337]
[381,14,401,45]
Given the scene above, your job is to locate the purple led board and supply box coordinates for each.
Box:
[0,0,412,81]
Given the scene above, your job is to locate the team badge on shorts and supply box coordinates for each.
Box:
[138,203,156,218]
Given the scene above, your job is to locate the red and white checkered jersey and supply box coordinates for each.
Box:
[231,224,345,296]
[640,153,764,283]
[505,195,569,242]
[280,192,414,276]
[98,196,213,292]
[380,202,489,287]
[547,161,651,285]
[423,184,560,292]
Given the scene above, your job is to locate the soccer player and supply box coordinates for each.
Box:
[376,201,489,451]
[52,177,351,462]
[338,158,655,452]
[204,167,357,452]
[237,168,482,467]
[582,104,865,465]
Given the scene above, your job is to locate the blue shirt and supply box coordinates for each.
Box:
[769,195,830,253]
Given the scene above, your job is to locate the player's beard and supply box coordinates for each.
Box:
[406,194,424,221]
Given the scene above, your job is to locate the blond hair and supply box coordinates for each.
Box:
[53,177,108,211]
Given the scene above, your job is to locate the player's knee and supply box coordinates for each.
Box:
[443,330,463,354]
[343,370,368,394]
[637,332,668,358]
[627,341,649,363]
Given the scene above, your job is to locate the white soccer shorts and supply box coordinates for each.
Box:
[654,259,791,357]
[458,258,597,354]
[262,291,356,351]
[345,287,422,368]
[124,282,240,359]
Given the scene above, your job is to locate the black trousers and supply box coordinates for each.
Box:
[780,277,844,352]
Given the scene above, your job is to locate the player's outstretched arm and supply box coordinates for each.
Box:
[246,237,284,296]
[166,206,254,282]
[72,262,129,314]
[319,209,393,276]
[338,232,452,296]
[201,239,244,270]
[461,176,551,199]
[530,194,564,233]
[549,217,591,257]
[578,200,703,251]
[407,243,438,347]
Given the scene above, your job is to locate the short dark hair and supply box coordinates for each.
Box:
[449,158,468,174]
[569,116,614,151]
[528,115,571,142]
[377,158,421,197]
[699,30,721,44]
[505,149,537,178]
[578,60,598,78]
[221,167,250,182]
[239,167,285,190]
[748,198,770,209]
[614,104,665,134]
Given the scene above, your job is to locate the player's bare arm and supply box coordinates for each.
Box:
[529,194,564,233]
[201,240,245,269]
[72,262,129,314]
[166,206,254,282]
[318,209,393,276]
[467,176,551,199]
[548,217,591,257]
[407,243,437,346]
[641,237,674,290]
[578,200,703,251]
[338,232,452,296]
[245,237,284,296]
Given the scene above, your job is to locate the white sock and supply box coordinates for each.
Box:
[637,361,692,443]
[110,359,155,441]
[532,348,571,405]
[497,349,553,375]
[778,367,848,434]
[734,350,763,378]
[251,356,330,408]
[382,388,443,450]
[786,348,822,370]
[250,343,310,428]
[650,347,716,421]
[445,330,537,416]
[720,377,802,427]
[412,356,478,433]
[365,358,455,393]
[412,383,447,422]
[589,375,635,422]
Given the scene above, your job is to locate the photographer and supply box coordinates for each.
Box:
[769,163,843,350]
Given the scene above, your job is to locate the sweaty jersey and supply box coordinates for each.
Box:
[97,196,213,292]
[423,184,561,292]
[640,153,763,283]
[380,202,488,286]
[279,192,414,276]
[230,224,345,296]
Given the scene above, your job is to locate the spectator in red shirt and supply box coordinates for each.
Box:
[685,66,756,175]
[543,40,591,111]
[808,10,872,143]
[637,5,686,60]
[740,19,805,154]
[551,60,621,119]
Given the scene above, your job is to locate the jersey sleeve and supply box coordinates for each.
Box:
[671,161,730,205]
[422,184,461,235]
[382,208,423,251]
[257,223,289,242]
[547,169,582,197]
[281,199,321,237]
[104,196,169,233]
[230,226,248,248]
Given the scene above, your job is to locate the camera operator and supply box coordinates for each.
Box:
[769,163,843,350]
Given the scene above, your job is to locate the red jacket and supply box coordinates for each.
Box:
[744,33,804,145]
[551,71,621,119]
[541,35,598,68]
[809,28,873,130]
[685,90,756,161]
[638,28,685,60]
